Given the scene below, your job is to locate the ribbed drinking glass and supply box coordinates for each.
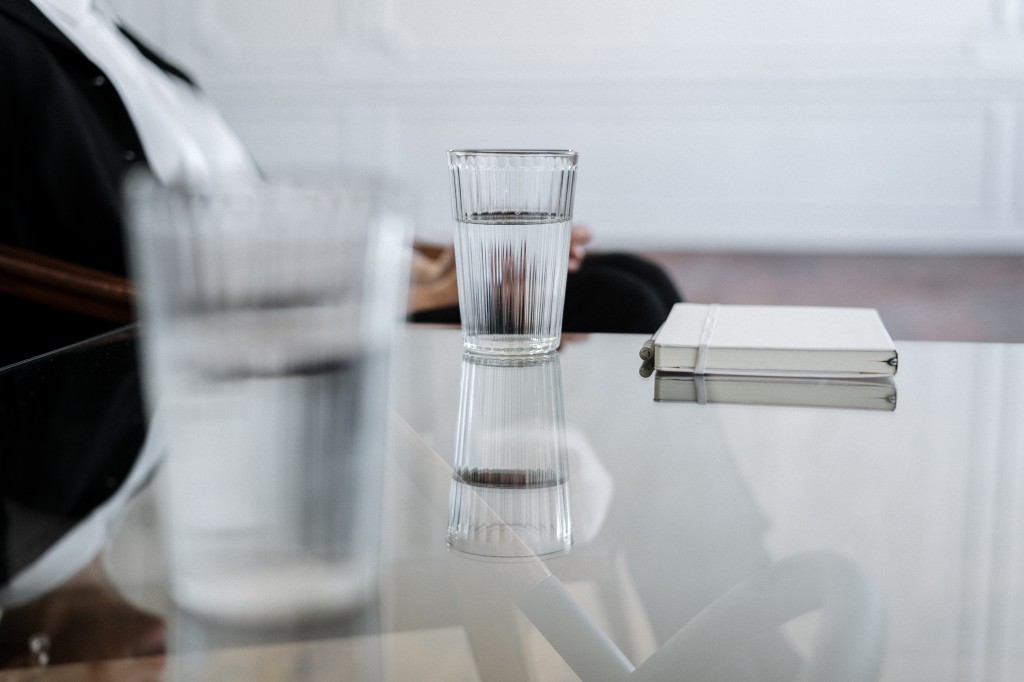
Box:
[448,150,578,355]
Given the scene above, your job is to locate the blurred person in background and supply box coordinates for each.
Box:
[0,0,681,367]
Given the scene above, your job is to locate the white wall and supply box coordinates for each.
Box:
[111,0,1024,253]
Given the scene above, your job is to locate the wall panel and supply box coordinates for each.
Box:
[109,0,1024,252]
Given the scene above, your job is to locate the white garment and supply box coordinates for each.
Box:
[29,0,258,185]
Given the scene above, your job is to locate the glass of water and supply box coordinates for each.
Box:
[448,150,578,355]
[125,171,409,624]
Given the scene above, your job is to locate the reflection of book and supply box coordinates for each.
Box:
[649,303,898,377]
[653,373,897,411]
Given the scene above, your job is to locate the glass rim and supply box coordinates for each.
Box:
[122,167,406,202]
[448,149,577,158]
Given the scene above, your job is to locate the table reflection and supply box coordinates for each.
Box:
[0,327,900,680]
[652,373,897,411]
[388,333,886,681]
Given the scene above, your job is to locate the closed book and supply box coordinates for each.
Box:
[653,373,897,411]
[648,303,898,377]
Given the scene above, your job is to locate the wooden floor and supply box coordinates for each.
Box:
[640,252,1024,343]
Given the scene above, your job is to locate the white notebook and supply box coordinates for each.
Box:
[647,303,898,378]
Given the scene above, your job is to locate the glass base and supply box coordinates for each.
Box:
[462,333,559,356]
[447,536,573,560]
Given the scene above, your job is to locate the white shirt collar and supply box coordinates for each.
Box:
[28,0,257,185]
[33,0,92,24]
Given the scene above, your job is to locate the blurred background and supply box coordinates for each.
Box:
[108,0,1024,342]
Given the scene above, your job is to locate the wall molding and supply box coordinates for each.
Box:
[109,0,1024,253]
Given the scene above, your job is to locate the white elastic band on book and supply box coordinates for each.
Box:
[694,304,720,375]
[694,375,708,405]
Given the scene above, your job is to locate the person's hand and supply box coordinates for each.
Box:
[407,224,592,314]
[408,243,459,313]
[0,556,166,670]
[568,224,593,273]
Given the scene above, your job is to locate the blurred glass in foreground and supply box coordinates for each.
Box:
[125,172,410,624]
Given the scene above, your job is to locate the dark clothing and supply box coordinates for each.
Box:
[0,0,190,366]
[0,0,192,274]
[562,253,682,333]
[0,329,146,584]
[410,253,683,335]
[0,298,122,368]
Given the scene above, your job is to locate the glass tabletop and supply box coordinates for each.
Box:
[1,326,1022,680]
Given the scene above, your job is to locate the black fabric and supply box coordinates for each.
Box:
[409,253,683,334]
[0,0,193,365]
[0,330,146,583]
[0,0,150,274]
[0,294,121,367]
[563,253,682,333]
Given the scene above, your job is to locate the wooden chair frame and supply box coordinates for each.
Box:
[0,243,134,324]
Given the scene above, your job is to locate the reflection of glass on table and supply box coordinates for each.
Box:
[448,353,572,558]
